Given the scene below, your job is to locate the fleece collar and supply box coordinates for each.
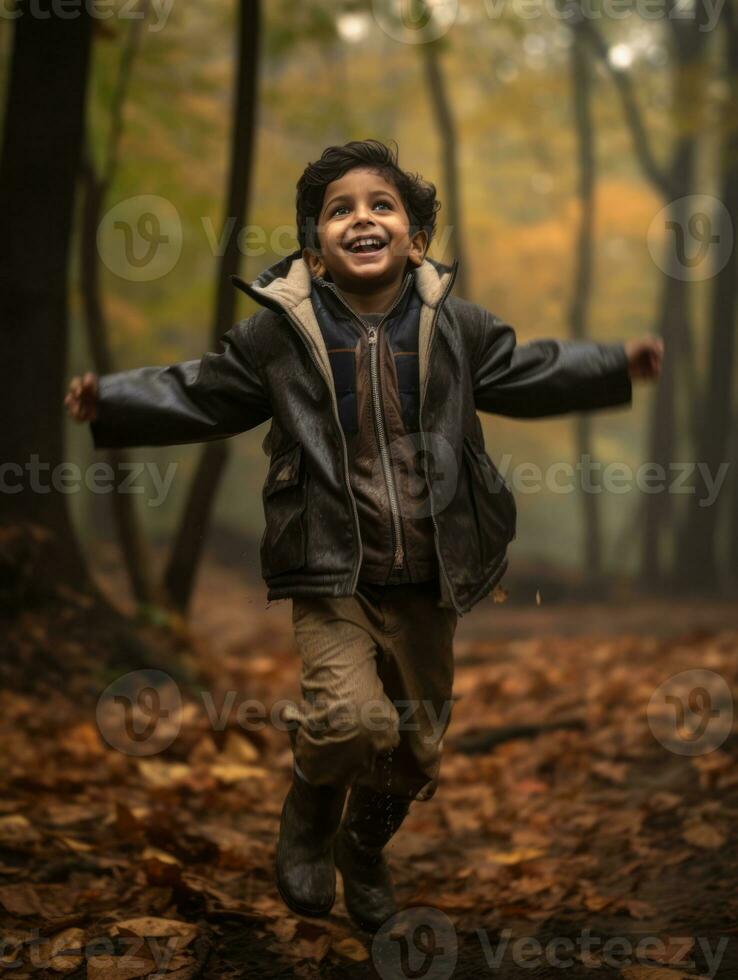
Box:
[230,248,458,400]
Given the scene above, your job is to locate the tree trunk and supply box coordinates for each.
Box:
[0,5,93,588]
[580,1,709,593]
[640,12,709,590]
[79,150,156,604]
[673,4,738,591]
[163,0,261,611]
[641,156,694,590]
[421,38,468,298]
[731,414,738,580]
[568,23,602,582]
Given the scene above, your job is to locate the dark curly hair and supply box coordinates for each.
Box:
[295,139,441,256]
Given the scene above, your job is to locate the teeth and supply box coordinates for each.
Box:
[348,237,384,252]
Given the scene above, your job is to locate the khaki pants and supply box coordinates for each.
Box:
[284,581,458,802]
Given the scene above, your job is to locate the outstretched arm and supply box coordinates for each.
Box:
[471,311,660,418]
[67,317,272,449]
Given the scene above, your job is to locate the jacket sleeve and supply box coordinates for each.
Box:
[89,318,272,449]
[471,310,632,418]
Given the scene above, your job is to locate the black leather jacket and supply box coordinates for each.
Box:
[89,249,632,616]
[310,269,441,586]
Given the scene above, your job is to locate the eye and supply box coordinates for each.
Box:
[329,199,393,217]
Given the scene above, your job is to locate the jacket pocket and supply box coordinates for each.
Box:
[261,442,308,576]
[463,436,517,569]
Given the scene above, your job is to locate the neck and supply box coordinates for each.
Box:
[333,272,408,316]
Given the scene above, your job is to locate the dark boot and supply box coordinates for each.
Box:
[334,783,412,934]
[275,764,348,917]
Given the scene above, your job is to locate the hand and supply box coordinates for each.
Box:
[64,372,99,422]
[624,336,664,381]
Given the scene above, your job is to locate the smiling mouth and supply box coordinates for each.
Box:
[344,236,388,254]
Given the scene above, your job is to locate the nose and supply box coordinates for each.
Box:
[352,201,375,224]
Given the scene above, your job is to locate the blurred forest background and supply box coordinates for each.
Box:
[1,0,737,616]
[2,5,738,973]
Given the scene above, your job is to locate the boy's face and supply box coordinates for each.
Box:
[303,167,428,293]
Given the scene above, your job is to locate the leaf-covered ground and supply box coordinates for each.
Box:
[1,554,737,979]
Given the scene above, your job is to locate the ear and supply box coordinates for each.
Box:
[302,246,327,279]
[407,229,428,268]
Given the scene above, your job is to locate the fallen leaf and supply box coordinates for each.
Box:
[621,967,704,980]
[332,937,369,961]
[0,815,40,847]
[210,762,268,784]
[682,821,726,849]
[37,928,86,973]
[137,759,192,788]
[645,936,696,966]
[481,847,547,865]
[111,917,198,952]
[87,954,154,980]
[221,731,260,763]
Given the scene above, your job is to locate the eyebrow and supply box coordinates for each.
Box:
[323,188,399,213]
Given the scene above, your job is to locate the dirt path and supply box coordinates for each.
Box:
[1,555,735,978]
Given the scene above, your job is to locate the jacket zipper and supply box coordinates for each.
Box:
[319,274,412,572]
[368,327,405,570]
[418,263,460,614]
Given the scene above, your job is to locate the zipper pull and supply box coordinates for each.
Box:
[393,545,404,570]
[368,329,377,345]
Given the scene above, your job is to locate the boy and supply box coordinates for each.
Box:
[66,139,663,934]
